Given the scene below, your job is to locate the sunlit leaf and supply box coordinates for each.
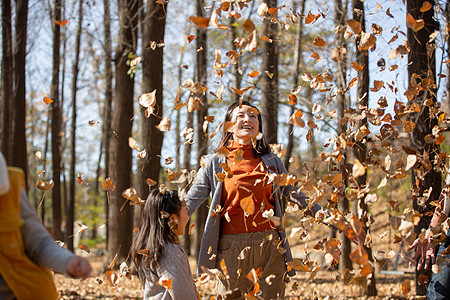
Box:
[157,276,173,290]
[55,20,68,26]
[420,1,432,12]
[313,36,326,47]
[43,96,53,105]
[187,35,195,43]
[103,178,116,191]
[406,13,424,32]
[346,19,361,34]
[240,194,255,215]
[247,71,259,78]
[156,117,171,132]
[36,179,54,191]
[290,110,305,127]
[189,16,210,28]
[243,19,255,32]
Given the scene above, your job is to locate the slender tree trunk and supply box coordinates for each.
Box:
[446,0,450,113]
[67,0,83,252]
[334,0,352,275]
[138,0,167,201]
[229,5,241,103]
[102,0,113,249]
[306,87,316,158]
[51,0,63,240]
[284,0,306,169]
[352,0,376,295]
[261,0,278,144]
[194,0,209,258]
[41,111,51,224]
[407,0,441,295]
[107,0,138,266]
[1,0,13,164]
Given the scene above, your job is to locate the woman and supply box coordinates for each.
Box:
[184,101,322,299]
[130,189,198,300]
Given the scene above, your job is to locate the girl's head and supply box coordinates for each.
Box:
[216,100,270,155]
[130,189,189,280]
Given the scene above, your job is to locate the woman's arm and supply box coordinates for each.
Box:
[184,156,214,217]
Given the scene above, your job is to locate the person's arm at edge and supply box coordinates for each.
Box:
[185,156,213,217]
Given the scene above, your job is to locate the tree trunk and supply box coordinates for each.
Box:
[284,0,306,169]
[446,0,450,113]
[406,0,441,295]
[261,0,278,144]
[1,0,13,164]
[334,0,352,275]
[107,0,138,267]
[137,0,167,201]
[194,0,209,258]
[102,0,113,249]
[51,0,63,240]
[229,5,241,103]
[67,0,83,252]
[352,0,376,295]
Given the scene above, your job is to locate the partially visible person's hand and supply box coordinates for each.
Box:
[66,256,92,280]
[407,229,436,271]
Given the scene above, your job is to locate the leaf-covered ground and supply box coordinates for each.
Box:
[55,257,416,299]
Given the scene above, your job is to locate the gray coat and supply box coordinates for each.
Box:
[185,152,322,276]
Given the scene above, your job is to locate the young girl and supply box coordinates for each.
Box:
[130,189,198,300]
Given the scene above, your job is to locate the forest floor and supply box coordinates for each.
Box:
[54,254,417,299]
[54,206,423,299]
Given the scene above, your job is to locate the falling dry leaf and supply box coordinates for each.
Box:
[43,96,53,105]
[156,117,171,131]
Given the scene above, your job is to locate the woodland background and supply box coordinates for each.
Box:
[1,0,450,298]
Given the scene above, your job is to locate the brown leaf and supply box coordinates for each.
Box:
[243,19,255,32]
[157,276,173,290]
[359,32,377,51]
[350,245,368,265]
[156,117,171,132]
[36,179,54,191]
[346,19,361,34]
[420,1,432,12]
[406,13,424,32]
[371,23,383,35]
[401,279,411,295]
[289,110,305,127]
[230,85,254,96]
[351,61,364,71]
[352,159,366,178]
[313,36,326,47]
[189,16,210,28]
[305,12,320,25]
[103,178,116,191]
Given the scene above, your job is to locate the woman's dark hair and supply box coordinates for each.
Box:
[130,189,181,282]
[215,100,270,155]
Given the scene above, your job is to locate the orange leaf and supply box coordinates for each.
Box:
[43,96,53,105]
[346,19,361,34]
[351,61,364,71]
[259,35,273,43]
[157,277,173,290]
[305,12,320,25]
[230,85,254,96]
[288,94,297,105]
[290,110,305,127]
[247,70,259,78]
[79,244,90,253]
[103,178,116,191]
[55,20,68,26]
[187,35,195,43]
[311,51,321,61]
[268,8,278,17]
[243,19,255,32]
[350,245,368,265]
[133,227,139,232]
[406,13,424,32]
[313,36,326,47]
[420,1,432,12]
[240,194,255,215]
[189,16,210,28]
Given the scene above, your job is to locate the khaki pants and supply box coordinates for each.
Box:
[215,230,286,300]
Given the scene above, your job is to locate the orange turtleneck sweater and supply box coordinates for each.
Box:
[220,141,274,234]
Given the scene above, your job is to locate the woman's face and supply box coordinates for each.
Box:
[230,104,260,145]
[170,200,189,235]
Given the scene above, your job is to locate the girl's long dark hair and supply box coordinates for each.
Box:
[215,100,270,155]
[130,189,181,282]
